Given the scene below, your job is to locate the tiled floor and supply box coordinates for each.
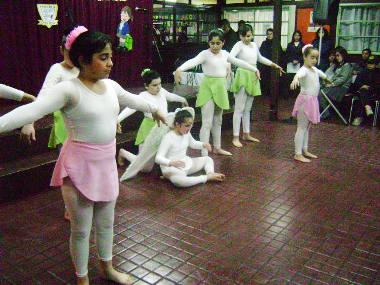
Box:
[1,99,379,284]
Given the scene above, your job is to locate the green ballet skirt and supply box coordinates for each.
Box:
[135,117,156,145]
[197,76,229,110]
[230,67,262,96]
[48,111,68,148]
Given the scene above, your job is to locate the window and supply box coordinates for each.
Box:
[336,3,380,55]
[223,6,296,49]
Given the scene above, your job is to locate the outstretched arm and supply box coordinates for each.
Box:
[0,85,69,133]
[112,81,166,126]
[118,107,137,123]
[0,84,28,102]
[174,51,206,84]
[163,88,188,106]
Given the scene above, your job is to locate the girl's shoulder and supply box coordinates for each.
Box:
[220,49,230,57]
[163,130,176,140]
[47,62,65,74]
[198,49,209,56]
[138,90,149,96]
[250,41,258,48]
[311,66,321,72]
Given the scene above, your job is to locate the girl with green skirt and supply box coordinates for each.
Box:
[117,69,188,171]
[229,24,284,148]
[175,29,259,156]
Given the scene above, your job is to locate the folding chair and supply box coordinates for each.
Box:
[320,89,348,125]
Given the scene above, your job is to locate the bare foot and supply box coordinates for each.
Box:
[213,148,232,156]
[294,154,311,163]
[117,150,125,166]
[77,276,89,285]
[303,151,318,159]
[232,138,243,148]
[64,209,70,221]
[207,172,225,182]
[242,134,260,142]
[100,268,133,284]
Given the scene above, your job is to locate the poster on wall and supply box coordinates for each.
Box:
[297,8,330,44]
[308,12,320,33]
[116,5,133,51]
[37,4,58,28]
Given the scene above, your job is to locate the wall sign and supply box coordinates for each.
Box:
[37,4,58,28]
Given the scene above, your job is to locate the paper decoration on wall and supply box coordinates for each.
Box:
[37,4,58,28]
[308,12,320,32]
[116,6,133,51]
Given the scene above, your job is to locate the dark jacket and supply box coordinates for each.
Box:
[285,41,305,64]
[260,39,273,60]
[321,62,353,102]
[312,38,333,71]
[352,68,380,95]
[224,29,239,52]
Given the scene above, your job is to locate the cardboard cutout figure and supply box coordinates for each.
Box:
[117,6,133,51]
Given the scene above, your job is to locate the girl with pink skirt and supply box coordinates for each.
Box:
[0,30,165,285]
[290,44,330,163]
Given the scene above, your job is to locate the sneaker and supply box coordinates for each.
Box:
[352,117,363,126]
[365,105,373,116]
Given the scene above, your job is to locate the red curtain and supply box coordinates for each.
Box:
[0,0,152,95]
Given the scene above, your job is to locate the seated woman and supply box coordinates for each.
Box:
[350,55,380,126]
[319,46,353,119]
[155,108,225,188]
[324,49,336,80]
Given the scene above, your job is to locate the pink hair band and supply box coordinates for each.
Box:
[65,26,88,50]
[302,44,314,54]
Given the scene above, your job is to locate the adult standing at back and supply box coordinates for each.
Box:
[285,31,305,98]
[220,19,238,52]
[312,27,333,72]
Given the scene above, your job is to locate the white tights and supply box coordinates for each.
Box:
[294,109,311,155]
[62,179,116,277]
[200,100,223,156]
[163,156,214,188]
[233,87,254,137]
[119,144,154,172]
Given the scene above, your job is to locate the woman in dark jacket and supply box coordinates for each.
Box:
[312,27,333,71]
[285,31,305,72]
[284,31,305,99]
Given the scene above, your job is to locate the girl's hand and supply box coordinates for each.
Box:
[290,78,300,90]
[255,70,261,81]
[152,110,167,127]
[174,69,182,84]
[169,160,185,169]
[203,143,212,152]
[323,77,332,84]
[20,123,36,144]
[275,64,286,76]
[360,85,370,90]
[21,93,36,103]
[116,122,122,134]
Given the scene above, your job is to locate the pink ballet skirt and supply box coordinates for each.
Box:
[292,93,320,124]
[51,139,119,202]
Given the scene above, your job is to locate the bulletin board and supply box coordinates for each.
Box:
[296,8,330,44]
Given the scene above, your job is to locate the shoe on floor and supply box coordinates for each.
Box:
[352,117,363,126]
[365,105,373,116]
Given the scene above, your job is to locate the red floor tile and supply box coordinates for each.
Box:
[1,97,379,284]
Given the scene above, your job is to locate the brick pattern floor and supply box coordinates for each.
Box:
[1,111,379,284]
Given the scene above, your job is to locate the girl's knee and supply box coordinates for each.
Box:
[71,228,91,240]
[169,176,186,188]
